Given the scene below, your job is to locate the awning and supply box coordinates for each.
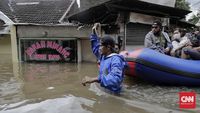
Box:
[68,0,191,24]
[170,18,196,28]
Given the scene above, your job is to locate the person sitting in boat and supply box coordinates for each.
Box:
[189,29,200,47]
[170,28,192,57]
[181,30,200,60]
[82,23,127,94]
[144,20,172,54]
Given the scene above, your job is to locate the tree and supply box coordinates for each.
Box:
[188,11,200,25]
[175,0,190,10]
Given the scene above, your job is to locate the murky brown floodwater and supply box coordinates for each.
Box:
[0,54,200,113]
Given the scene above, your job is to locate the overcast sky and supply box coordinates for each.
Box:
[76,0,80,8]
[186,0,200,20]
[187,0,200,10]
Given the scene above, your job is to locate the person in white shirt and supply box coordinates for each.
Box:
[170,28,192,57]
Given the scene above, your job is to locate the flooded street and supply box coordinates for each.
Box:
[0,54,200,113]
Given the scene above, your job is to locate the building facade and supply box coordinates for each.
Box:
[0,11,13,54]
[68,0,190,50]
[0,0,191,63]
[0,0,98,63]
[11,24,95,63]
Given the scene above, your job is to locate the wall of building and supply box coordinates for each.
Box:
[0,35,11,54]
[129,12,169,26]
[17,25,91,39]
[139,0,176,7]
[81,39,96,62]
[13,25,96,62]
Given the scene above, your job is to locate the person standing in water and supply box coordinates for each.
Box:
[82,23,127,94]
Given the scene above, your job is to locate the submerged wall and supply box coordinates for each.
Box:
[11,24,96,62]
[0,35,11,54]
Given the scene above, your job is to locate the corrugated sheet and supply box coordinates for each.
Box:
[126,23,151,45]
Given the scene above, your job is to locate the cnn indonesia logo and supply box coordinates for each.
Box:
[179,92,196,109]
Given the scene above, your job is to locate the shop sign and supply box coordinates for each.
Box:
[25,41,71,61]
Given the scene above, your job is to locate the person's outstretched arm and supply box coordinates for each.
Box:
[82,76,99,86]
[90,34,100,59]
[90,23,101,59]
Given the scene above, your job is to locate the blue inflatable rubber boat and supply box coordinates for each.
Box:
[121,48,200,86]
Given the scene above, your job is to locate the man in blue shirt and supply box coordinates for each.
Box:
[82,23,127,94]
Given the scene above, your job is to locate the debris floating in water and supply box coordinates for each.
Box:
[47,87,55,90]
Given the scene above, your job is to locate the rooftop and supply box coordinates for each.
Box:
[67,0,191,24]
[0,0,74,24]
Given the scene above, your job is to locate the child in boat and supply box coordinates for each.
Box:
[82,23,127,94]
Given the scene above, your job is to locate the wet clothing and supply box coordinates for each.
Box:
[90,34,127,93]
[144,31,171,53]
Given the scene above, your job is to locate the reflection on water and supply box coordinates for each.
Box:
[0,55,24,105]
[0,54,200,113]
[0,95,94,113]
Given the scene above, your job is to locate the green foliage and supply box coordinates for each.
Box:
[188,12,200,24]
[175,0,190,10]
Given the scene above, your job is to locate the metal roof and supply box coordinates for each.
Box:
[67,0,191,24]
